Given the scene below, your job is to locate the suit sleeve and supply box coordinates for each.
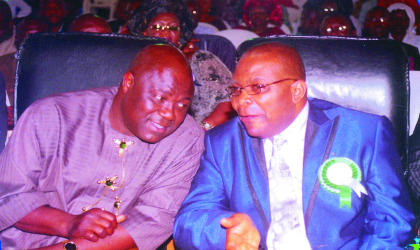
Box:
[174,133,235,250]
[361,116,415,248]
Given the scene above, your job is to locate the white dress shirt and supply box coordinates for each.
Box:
[264,101,312,249]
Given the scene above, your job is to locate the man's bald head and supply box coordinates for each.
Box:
[241,42,306,81]
[69,14,112,33]
[127,44,192,82]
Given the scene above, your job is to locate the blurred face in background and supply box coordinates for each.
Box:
[320,14,352,36]
[248,5,270,29]
[0,7,12,43]
[40,0,67,25]
[300,9,324,35]
[144,13,181,46]
[69,15,112,33]
[321,1,338,13]
[186,0,201,24]
[364,8,390,38]
[15,17,48,48]
[389,9,410,35]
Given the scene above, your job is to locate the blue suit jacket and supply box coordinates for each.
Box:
[174,99,415,249]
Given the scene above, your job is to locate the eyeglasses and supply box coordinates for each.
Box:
[149,24,180,31]
[227,78,298,96]
[324,25,347,33]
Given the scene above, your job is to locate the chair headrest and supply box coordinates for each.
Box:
[15,33,170,120]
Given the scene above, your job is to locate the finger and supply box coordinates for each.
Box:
[84,229,99,242]
[96,210,118,228]
[89,208,118,221]
[93,217,117,236]
[116,214,125,223]
[221,214,243,229]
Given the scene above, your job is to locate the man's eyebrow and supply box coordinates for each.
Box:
[230,80,239,85]
[156,90,192,101]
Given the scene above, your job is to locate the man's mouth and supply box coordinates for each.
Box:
[238,114,260,123]
[150,121,168,133]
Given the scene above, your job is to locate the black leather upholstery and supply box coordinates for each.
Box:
[15,34,410,166]
[237,36,410,164]
[15,32,170,121]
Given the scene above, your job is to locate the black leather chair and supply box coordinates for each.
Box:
[237,36,411,166]
[15,32,170,122]
[15,34,411,168]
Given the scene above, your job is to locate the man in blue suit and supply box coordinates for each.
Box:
[173,42,415,249]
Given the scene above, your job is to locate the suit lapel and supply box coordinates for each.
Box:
[240,126,271,233]
[302,102,340,230]
[252,137,268,181]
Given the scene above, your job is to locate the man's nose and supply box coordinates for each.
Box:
[236,89,253,106]
[158,103,175,121]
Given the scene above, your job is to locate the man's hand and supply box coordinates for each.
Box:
[67,208,125,242]
[220,213,260,250]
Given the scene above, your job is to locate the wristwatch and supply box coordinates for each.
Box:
[62,240,77,250]
[201,121,214,130]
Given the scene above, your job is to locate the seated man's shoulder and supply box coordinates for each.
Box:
[17,86,118,133]
[174,114,205,139]
[28,86,117,115]
[206,117,242,139]
[311,98,387,124]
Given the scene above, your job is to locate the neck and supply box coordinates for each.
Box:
[253,25,267,35]
[200,13,214,23]
[390,31,406,42]
[109,90,132,136]
[50,23,63,32]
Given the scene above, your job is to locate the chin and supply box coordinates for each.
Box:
[244,126,268,139]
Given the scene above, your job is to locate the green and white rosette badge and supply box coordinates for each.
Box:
[318,157,368,209]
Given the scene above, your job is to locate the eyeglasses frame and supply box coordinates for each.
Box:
[149,24,180,31]
[227,78,299,96]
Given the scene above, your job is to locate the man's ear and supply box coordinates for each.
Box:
[291,79,307,104]
[121,71,134,93]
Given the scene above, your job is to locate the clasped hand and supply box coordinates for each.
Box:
[67,208,125,242]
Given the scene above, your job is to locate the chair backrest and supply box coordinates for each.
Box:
[237,36,410,164]
[191,33,236,72]
[83,0,118,20]
[214,29,259,49]
[15,33,169,122]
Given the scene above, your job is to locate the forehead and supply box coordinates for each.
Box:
[322,2,337,8]
[41,0,64,7]
[136,66,193,96]
[150,13,180,23]
[324,16,348,25]
[249,5,268,14]
[234,52,285,81]
[367,9,389,18]
[391,9,409,18]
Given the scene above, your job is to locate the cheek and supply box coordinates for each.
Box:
[174,108,188,123]
[172,32,181,42]
[231,98,238,111]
